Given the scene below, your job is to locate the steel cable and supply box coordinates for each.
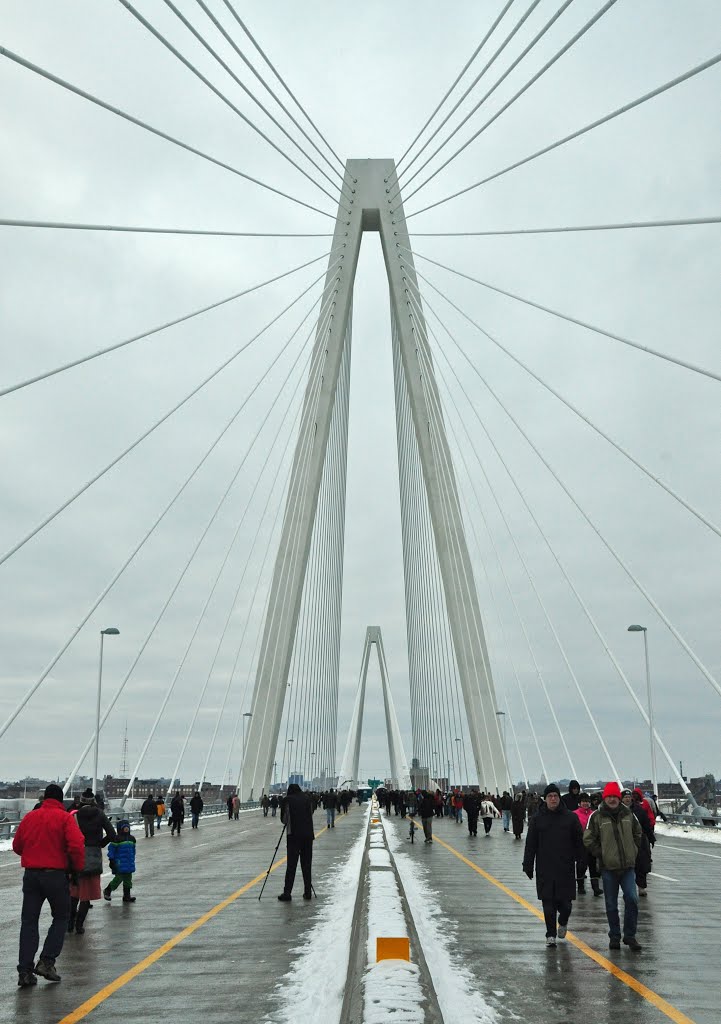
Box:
[407,50,721,219]
[0,45,336,220]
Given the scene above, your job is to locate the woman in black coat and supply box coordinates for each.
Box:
[522,784,584,946]
[70,790,116,934]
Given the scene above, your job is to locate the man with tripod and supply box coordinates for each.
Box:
[278,784,315,902]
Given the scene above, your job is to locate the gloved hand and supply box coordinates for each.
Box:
[109,860,117,873]
[650,832,656,847]
[524,868,533,880]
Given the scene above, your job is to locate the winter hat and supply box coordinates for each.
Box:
[116,819,131,835]
[632,788,644,799]
[543,783,561,797]
[80,789,96,804]
[44,783,64,802]
[602,782,622,799]
[620,789,633,798]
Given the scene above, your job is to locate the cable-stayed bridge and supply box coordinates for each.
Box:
[0,4,720,1021]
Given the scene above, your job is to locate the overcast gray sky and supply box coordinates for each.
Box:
[1,1,720,791]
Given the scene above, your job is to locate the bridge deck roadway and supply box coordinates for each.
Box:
[0,806,716,1023]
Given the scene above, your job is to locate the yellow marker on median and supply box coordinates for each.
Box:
[377,936,410,962]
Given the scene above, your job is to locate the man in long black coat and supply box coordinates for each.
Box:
[522,783,584,947]
[278,785,315,901]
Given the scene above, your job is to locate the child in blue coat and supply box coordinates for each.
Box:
[103,820,137,903]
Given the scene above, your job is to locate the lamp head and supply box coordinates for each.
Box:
[627,624,646,633]
[101,627,120,635]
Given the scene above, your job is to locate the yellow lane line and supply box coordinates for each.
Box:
[59,820,332,1023]
[433,835,697,1024]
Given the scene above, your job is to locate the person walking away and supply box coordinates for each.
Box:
[270,794,279,817]
[12,783,85,987]
[465,791,480,837]
[70,789,115,934]
[522,783,584,947]
[322,788,338,829]
[140,794,156,838]
[189,791,204,829]
[583,782,642,951]
[103,820,137,903]
[170,792,184,836]
[278,784,315,901]
[232,793,240,820]
[261,795,270,817]
[572,793,601,895]
[155,796,165,830]
[562,781,581,812]
[418,790,435,843]
[511,791,526,840]
[480,794,501,836]
[500,791,513,832]
[625,790,654,897]
[227,793,234,820]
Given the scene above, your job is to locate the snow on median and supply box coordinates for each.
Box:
[383,814,498,1024]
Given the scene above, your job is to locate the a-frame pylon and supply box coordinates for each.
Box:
[240,159,509,799]
[338,626,412,791]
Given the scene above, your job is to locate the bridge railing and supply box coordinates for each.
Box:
[0,801,261,840]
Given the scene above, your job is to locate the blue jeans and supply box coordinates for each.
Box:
[326,808,335,827]
[602,868,639,939]
[502,810,511,830]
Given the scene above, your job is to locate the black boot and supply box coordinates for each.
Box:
[591,878,603,897]
[17,970,37,988]
[122,891,136,903]
[75,901,90,933]
[577,878,586,894]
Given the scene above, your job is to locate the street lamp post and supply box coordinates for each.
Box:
[432,750,438,783]
[628,625,658,799]
[309,752,316,791]
[454,737,461,786]
[272,761,278,788]
[94,627,119,797]
[241,713,252,798]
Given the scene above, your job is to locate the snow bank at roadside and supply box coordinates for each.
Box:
[655,820,721,845]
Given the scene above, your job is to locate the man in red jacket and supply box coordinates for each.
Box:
[12,783,85,988]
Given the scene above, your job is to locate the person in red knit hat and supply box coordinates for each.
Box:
[584,782,642,951]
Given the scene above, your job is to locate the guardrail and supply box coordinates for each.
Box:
[0,814,20,840]
[661,811,719,829]
[0,801,260,840]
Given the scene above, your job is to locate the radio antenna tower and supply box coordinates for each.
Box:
[120,720,129,777]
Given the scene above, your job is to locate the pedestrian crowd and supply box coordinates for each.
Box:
[11,782,210,988]
[377,777,662,953]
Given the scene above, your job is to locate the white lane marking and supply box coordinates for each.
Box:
[194,843,209,849]
[0,861,20,869]
[656,843,721,861]
[648,871,679,882]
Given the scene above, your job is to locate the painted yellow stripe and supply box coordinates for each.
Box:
[60,822,331,1023]
[433,835,697,1024]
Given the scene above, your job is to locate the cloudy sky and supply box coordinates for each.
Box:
[1,1,719,792]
